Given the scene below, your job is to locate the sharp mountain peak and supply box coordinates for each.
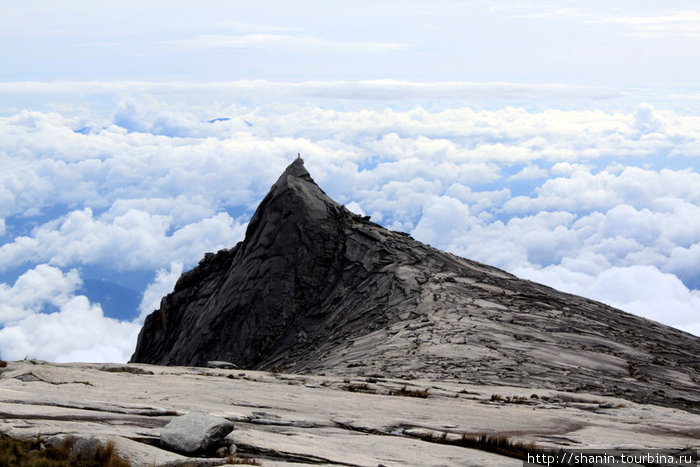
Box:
[131,157,700,414]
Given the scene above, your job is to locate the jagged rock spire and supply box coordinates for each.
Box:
[131,160,700,414]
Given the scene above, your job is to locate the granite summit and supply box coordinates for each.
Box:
[131,157,700,413]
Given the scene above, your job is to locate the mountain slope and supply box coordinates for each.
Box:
[131,157,700,413]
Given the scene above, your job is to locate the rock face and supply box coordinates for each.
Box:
[131,157,700,413]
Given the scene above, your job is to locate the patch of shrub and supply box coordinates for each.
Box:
[390,385,429,398]
[412,430,546,460]
[226,455,262,465]
[0,435,130,467]
[490,394,530,404]
[346,383,377,394]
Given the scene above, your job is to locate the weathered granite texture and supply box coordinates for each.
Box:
[1,361,698,466]
[131,157,700,413]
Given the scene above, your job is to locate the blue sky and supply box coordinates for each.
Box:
[1,1,699,362]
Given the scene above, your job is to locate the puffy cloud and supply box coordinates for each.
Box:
[1,99,699,361]
[509,165,548,180]
[514,265,700,336]
[412,196,475,247]
[0,209,246,273]
[0,264,82,322]
[633,103,663,135]
[138,262,184,322]
[0,265,140,362]
[0,295,140,362]
[665,242,700,290]
[344,201,365,216]
[503,167,700,214]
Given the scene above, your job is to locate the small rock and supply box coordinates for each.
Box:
[15,373,42,382]
[451,335,467,344]
[72,438,102,458]
[207,360,238,369]
[161,412,234,455]
[45,435,69,449]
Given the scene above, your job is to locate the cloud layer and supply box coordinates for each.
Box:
[0,265,140,362]
[1,98,698,362]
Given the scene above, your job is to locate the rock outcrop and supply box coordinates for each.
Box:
[131,157,700,413]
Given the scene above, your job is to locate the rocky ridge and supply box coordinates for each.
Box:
[131,157,700,414]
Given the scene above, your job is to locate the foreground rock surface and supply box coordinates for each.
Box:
[131,157,700,414]
[1,361,698,466]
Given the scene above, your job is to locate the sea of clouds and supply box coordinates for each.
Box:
[1,97,699,362]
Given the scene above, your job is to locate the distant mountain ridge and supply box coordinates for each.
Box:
[131,157,700,413]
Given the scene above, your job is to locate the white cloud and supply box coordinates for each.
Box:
[0,264,81,322]
[0,209,246,273]
[598,10,700,40]
[345,201,365,216]
[1,100,699,360]
[0,265,140,362]
[514,265,700,336]
[412,196,475,247]
[550,162,592,176]
[138,262,184,322]
[509,165,548,180]
[169,33,405,52]
[503,167,700,214]
[507,6,700,40]
[665,242,700,289]
[0,295,140,362]
[633,103,663,135]
[0,80,623,102]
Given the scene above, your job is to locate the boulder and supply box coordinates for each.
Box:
[207,361,238,369]
[160,412,234,455]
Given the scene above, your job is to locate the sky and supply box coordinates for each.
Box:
[1,1,699,362]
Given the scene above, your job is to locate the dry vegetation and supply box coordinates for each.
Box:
[390,385,430,398]
[225,455,263,465]
[412,430,548,460]
[345,383,377,394]
[490,394,532,404]
[0,435,130,467]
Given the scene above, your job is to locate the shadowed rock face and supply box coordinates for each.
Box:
[131,157,700,413]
